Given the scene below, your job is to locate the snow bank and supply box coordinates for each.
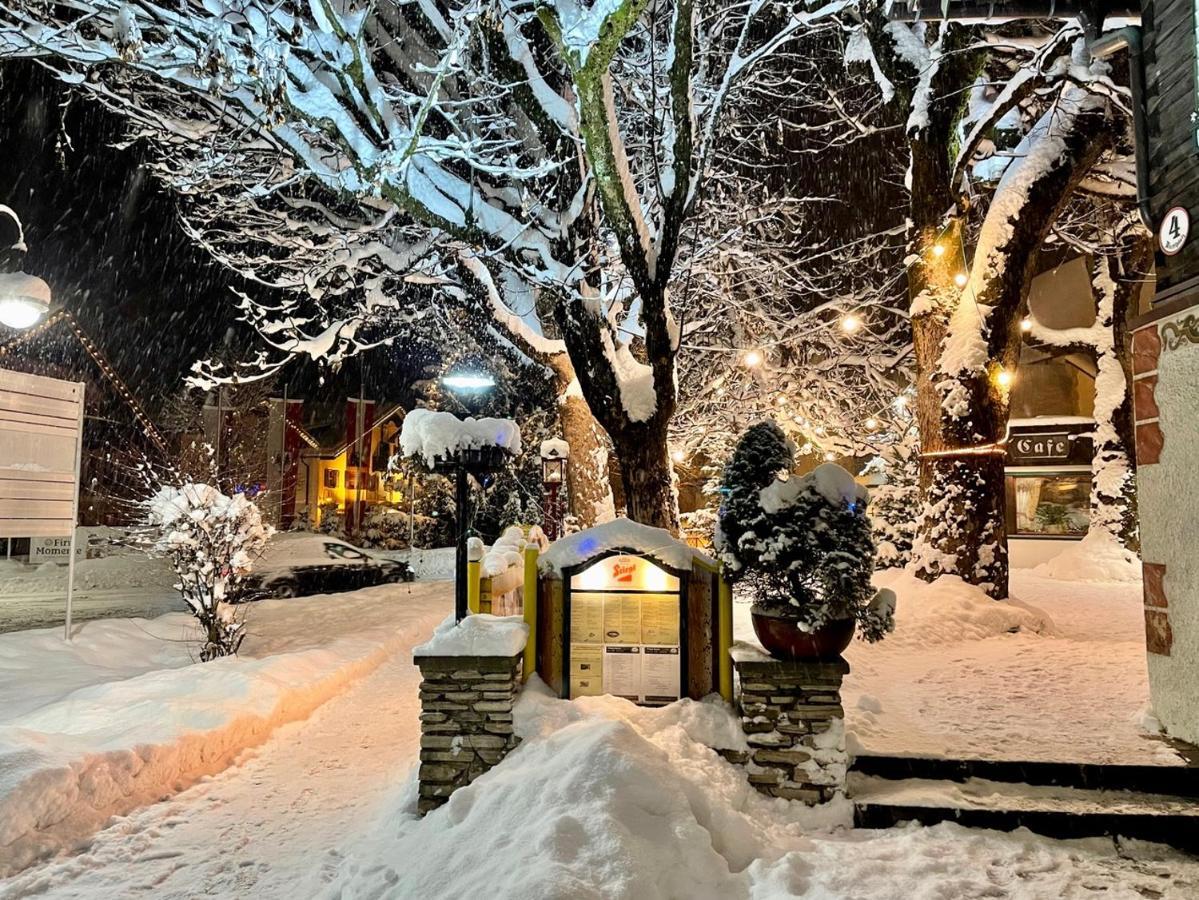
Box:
[413,613,528,658]
[540,518,715,575]
[869,569,1051,647]
[0,583,451,876]
[323,679,847,899]
[1032,531,1142,584]
[0,554,174,597]
[316,677,1186,897]
[399,408,521,467]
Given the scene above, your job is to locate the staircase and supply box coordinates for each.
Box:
[850,755,1199,853]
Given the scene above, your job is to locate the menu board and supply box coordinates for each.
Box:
[602,594,642,643]
[601,645,642,701]
[640,594,680,645]
[570,593,605,644]
[570,644,604,697]
[641,646,680,705]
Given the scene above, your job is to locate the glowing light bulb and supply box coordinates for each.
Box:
[996,369,1014,388]
[1021,317,1033,332]
[893,394,908,409]
[931,243,946,258]
[775,395,786,406]
[824,451,836,462]
[670,449,685,464]
[743,349,763,368]
[954,272,969,288]
[865,417,879,430]
[840,314,861,334]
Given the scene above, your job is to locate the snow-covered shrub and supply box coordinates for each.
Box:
[316,500,345,538]
[359,505,440,551]
[142,482,273,661]
[716,421,892,642]
[864,438,920,569]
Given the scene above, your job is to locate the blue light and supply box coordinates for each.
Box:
[578,536,598,554]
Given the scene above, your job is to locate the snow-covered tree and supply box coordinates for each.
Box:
[0,0,822,532]
[828,13,1140,598]
[134,461,273,661]
[716,420,891,641]
[1032,206,1150,549]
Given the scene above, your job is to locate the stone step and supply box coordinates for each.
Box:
[849,772,1199,853]
[850,753,1199,798]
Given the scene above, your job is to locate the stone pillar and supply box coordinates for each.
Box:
[415,652,522,815]
[726,645,849,804]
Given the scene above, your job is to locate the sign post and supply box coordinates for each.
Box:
[0,368,86,640]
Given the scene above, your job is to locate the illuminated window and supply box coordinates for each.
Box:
[1005,474,1089,537]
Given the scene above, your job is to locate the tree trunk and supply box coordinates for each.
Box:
[547,353,616,527]
[612,422,679,530]
[1089,234,1151,549]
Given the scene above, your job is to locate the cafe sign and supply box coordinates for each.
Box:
[1010,432,1070,463]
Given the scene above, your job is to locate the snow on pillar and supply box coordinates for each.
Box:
[1132,312,1199,743]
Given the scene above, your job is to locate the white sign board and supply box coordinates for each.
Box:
[0,368,85,638]
[1160,206,1190,256]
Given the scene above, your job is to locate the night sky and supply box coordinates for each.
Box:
[0,62,437,429]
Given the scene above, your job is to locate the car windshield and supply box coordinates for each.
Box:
[324,543,366,560]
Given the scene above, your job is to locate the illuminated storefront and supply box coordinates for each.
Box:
[1004,418,1094,548]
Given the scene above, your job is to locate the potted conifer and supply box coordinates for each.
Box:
[716,421,895,659]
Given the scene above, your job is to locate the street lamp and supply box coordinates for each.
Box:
[0,206,51,331]
[540,439,569,540]
[0,272,51,330]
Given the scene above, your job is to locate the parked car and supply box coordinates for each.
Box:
[239,533,414,600]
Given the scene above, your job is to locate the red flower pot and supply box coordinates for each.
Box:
[751,609,855,660]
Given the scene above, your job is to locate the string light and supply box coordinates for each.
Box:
[840,314,861,334]
[774,395,786,406]
[931,243,946,258]
[995,368,1014,388]
[1021,317,1033,332]
[953,272,968,288]
[865,417,878,430]
[824,451,836,462]
[670,449,685,464]
[742,349,763,368]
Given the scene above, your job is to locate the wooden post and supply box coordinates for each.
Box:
[523,545,539,681]
[718,570,733,703]
[467,558,482,615]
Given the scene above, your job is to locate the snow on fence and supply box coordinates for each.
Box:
[466,526,548,617]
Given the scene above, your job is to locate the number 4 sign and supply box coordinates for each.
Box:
[1160,206,1190,256]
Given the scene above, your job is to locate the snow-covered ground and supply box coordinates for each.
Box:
[0,556,181,634]
[0,581,451,878]
[3,560,1193,898]
[835,569,1176,765]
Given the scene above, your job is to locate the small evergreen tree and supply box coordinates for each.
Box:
[865,434,921,569]
[716,421,893,642]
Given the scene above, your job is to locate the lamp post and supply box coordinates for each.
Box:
[0,206,52,331]
[540,440,569,541]
[439,370,497,622]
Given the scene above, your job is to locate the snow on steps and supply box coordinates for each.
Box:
[850,755,1199,853]
[0,585,449,876]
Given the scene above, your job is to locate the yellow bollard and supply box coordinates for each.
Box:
[718,571,734,703]
[523,545,539,681]
[467,559,482,615]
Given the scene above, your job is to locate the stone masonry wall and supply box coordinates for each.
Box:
[724,649,849,804]
[415,652,522,815]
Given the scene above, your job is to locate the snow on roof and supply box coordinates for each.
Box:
[1006,416,1093,429]
[413,613,529,658]
[539,437,570,459]
[539,518,715,576]
[399,408,521,467]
